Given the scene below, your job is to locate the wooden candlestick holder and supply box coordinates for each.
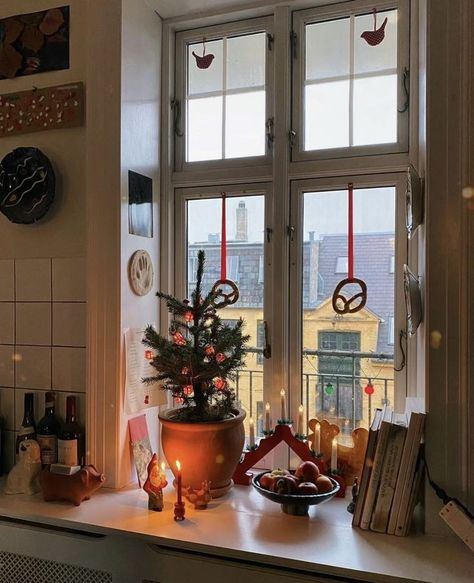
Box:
[307,418,368,491]
[232,423,326,486]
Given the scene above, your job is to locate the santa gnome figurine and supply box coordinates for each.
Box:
[143,454,168,511]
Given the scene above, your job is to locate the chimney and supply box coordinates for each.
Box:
[235,200,248,242]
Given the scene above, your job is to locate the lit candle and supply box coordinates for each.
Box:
[176,460,182,504]
[265,402,271,431]
[249,417,255,448]
[280,388,286,420]
[297,405,304,435]
[331,437,338,473]
[315,421,321,453]
[160,461,167,487]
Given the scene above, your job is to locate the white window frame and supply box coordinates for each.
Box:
[174,183,274,422]
[291,0,410,163]
[288,173,408,414]
[174,17,275,173]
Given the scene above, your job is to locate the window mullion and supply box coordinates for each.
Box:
[222,37,228,160]
[349,13,355,148]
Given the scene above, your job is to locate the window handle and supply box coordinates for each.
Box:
[266,227,273,243]
[290,30,297,59]
[170,98,183,137]
[398,67,410,113]
[266,117,275,151]
[287,225,295,241]
[267,33,274,51]
[288,130,297,149]
[263,320,272,359]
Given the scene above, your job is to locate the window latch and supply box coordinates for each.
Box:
[398,67,410,113]
[266,117,275,151]
[290,31,297,59]
[267,33,274,51]
[170,98,183,137]
[265,227,273,243]
[263,320,272,359]
[288,130,297,149]
[287,225,295,241]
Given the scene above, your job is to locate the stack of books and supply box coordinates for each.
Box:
[352,401,426,536]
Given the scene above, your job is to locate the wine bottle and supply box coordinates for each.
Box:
[37,391,60,465]
[16,392,36,455]
[58,396,83,466]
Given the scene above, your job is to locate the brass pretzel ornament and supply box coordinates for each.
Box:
[211,279,240,308]
[331,278,367,314]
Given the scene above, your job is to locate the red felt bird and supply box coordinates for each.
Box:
[192,51,215,69]
[361,15,388,46]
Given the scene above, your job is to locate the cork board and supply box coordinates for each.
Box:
[0,82,84,137]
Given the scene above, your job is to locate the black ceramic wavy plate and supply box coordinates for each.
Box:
[252,471,339,505]
[0,147,55,224]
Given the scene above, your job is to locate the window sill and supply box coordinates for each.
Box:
[0,476,471,583]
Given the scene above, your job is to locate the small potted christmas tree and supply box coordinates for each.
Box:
[143,250,249,497]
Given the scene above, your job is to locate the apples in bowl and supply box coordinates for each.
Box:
[252,461,339,515]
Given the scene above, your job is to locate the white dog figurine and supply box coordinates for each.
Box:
[5,440,42,495]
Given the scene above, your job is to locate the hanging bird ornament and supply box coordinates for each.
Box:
[361,8,388,46]
[192,37,215,69]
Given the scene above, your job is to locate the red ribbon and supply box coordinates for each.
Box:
[221,192,227,280]
[348,183,354,279]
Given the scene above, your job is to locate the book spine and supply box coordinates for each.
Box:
[370,425,406,532]
[360,421,392,530]
[395,416,425,534]
[352,430,377,527]
[387,414,419,535]
[396,455,425,537]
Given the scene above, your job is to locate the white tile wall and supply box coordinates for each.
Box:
[0,303,14,344]
[0,257,86,474]
[0,260,14,302]
[15,259,51,302]
[16,303,52,346]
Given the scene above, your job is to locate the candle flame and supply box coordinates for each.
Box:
[161,461,166,472]
[332,437,337,446]
[316,421,320,430]
[265,402,270,411]
[280,388,285,397]
[249,417,254,426]
[298,404,304,413]
[176,460,181,471]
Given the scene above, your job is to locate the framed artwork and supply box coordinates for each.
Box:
[128,170,153,238]
[0,6,70,80]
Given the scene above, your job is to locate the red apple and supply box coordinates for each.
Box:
[274,475,298,495]
[315,475,334,493]
[297,481,319,495]
[295,461,320,484]
[259,473,276,491]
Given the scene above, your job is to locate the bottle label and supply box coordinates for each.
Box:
[58,439,78,466]
[37,434,58,464]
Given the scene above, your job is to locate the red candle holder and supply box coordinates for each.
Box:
[174,501,185,521]
[232,423,326,486]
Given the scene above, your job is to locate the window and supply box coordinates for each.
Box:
[335,256,348,273]
[175,18,274,170]
[170,3,411,451]
[188,256,198,283]
[292,0,409,161]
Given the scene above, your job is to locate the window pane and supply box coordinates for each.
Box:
[227,33,265,90]
[225,91,266,158]
[187,96,223,162]
[301,187,396,434]
[353,74,397,145]
[305,82,349,150]
[188,39,223,96]
[306,18,350,81]
[354,10,397,75]
[187,195,266,438]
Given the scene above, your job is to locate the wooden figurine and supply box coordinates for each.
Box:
[40,465,105,506]
[307,418,368,486]
[184,480,212,509]
[143,454,168,511]
[5,440,41,495]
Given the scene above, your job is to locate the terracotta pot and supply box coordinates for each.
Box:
[159,408,246,498]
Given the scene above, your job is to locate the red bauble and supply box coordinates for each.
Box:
[205,345,215,356]
[175,397,184,405]
[183,385,193,396]
[181,367,191,376]
[364,382,375,395]
[144,350,153,361]
[173,332,186,346]
[184,311,193,322]
[214,378,227,391]
[216,353,226,363]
